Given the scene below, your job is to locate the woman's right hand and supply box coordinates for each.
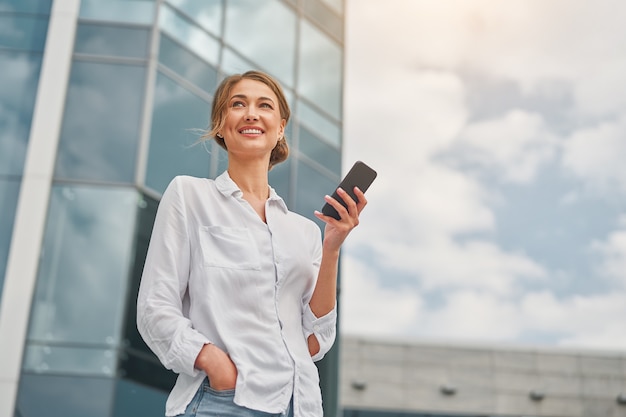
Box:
[194,343,238,390]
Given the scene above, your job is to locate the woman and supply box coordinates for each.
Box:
[137,70,367,417]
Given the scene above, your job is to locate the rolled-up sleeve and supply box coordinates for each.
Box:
[136,177,210,376]
[302,303,337,361]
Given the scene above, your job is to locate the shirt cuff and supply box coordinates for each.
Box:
[303,303,337,361]
[169,328,211,376]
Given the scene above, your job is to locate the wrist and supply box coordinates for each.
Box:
[194,343,213,371]
[322,245,341,258]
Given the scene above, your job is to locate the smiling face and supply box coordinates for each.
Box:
[218,78,286,163]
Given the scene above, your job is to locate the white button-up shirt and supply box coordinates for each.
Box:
[137,172,337,417]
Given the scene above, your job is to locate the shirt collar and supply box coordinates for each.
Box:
[215,170,288,214]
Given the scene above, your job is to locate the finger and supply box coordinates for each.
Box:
[314,210,343,227]
[323,193,351,220]
[336,188,358,217]
[352,187,368,212]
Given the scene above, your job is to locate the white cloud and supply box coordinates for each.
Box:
[590,215,626,286]
[458,109,559,183]
[521,291,626,349]
[343,0,626,350]
[340,254,421,338]
[411,239,546,294]
[418,290,522,342]
[344,67,467,167]
[573,58,626,117]
[357,163,494,242]
[561,117,626,193]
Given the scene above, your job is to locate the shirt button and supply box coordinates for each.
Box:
[313,325,320,331]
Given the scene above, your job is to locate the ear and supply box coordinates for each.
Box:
[279,119,286,138]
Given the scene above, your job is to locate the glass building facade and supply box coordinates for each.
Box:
[0,0,345,416]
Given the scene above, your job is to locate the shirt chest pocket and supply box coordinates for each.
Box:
[199,226,261,270]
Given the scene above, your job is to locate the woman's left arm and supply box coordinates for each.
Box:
[307,187,367,356]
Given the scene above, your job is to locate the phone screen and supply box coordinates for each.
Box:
[321,161,377,220]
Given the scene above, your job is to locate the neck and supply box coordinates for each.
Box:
[227,157,270,200]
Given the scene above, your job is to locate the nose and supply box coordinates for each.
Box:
[245,108,259,121]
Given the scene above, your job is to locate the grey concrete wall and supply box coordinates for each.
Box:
[340,337,626,417]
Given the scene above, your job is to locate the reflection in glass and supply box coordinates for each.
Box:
[55,61,145,183]
[74,23,150,58]
[299,125,341,176]
[0,51,42,176]
[0,15,49,51]
[298,99,341,146]
[295,160,336,223]
[79,0,155,25]
[165,0,222,37]
[221,47,255,77]
[22,344,117,376]
[120,193,178,392]
[0,178,20,298]
[122,194,157,358]
[16,373,114,417]
[303,0,343,41]
[159,3,219,66]
[145,72,211,194]
[158,34,217,93]
[298,20,342,120]
[269,158,292,206]
[215,144,229,178]
[320,0,343,15]
[112,378,168,416]
[28,185,137,347]
[225,0,296,87]
[0,0,52,14]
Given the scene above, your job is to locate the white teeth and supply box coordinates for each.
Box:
[240,129,262,134]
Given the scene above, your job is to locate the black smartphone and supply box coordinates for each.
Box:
[321,161,377,220]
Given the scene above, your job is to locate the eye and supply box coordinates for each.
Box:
[231,100,245,108]
[260,102,273,109]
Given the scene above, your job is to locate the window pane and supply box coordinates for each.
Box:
[158,33,217,93]
[22,344,117,376]
[28,185,137,346]
[215,144,229,177]
[303,1,343,41]
[0,0,52,14]
[295,160,336,224]
[16,374,114,417]
[159,3,219,66]
[0,178,20,298]
[55,61,145,183]
[298,20,342,119]
[269,157,291,205]
[120,193,179,391]
[165,0,222,37]
[74,23,150,58]
[225,0,296,87]
[299,125,341,176]
[0,15,48,51]
[112,378,168,416]
[0,51,42,176]
[221,47,254,76]
[79,0,155,25]
[320,0,343,15]
[298,99,341,146]
[123,194,156,357]
[145,72,211,194]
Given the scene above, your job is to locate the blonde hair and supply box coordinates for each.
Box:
[202,70,290,170]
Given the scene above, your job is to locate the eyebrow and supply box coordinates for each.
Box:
[230,94,275,104]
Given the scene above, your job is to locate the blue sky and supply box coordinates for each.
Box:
[341,0,626,350]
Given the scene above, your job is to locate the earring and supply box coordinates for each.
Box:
[216,133,223,138]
